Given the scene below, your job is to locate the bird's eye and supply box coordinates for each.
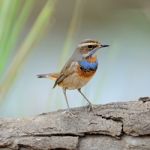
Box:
[88,45,93,49]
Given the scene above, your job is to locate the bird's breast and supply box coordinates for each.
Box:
[58,59,97,90]
[79,56,98,71]
[78,56,98,78]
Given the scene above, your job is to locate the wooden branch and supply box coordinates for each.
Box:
[0,97,150,150]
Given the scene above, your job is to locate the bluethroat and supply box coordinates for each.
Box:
[37,39,109,112]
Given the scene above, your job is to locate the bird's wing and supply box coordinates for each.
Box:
[53,59,76,88]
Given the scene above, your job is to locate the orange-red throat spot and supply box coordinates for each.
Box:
[86,56,97,63]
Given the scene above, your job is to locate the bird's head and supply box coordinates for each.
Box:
[77,39,109,58]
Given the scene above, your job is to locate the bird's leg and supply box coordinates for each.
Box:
[78,88,93,111]
[63,88,75,117]
[63,88,70,111]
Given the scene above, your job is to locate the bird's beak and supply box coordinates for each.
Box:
[101,44,109,48]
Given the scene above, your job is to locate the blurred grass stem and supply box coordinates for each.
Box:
[0,0,57,102]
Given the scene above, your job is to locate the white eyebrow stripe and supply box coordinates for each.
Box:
[78,43,98,47]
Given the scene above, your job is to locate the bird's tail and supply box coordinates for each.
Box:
[37,74,49,78]
[37,73,59,81]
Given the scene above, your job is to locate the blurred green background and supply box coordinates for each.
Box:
[0,0,150,117]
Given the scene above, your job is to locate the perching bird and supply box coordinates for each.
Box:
[37,39,109,112]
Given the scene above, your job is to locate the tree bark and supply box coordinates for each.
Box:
[0,97,150,150]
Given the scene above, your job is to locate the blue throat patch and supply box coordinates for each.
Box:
[79,60,98,71]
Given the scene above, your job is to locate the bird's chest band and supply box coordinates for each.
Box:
[79,59,98,71]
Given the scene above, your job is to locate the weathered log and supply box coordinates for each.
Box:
[0,97,150,150]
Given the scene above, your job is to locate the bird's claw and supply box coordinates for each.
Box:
[62,110,77,118]
[86,104,94,112]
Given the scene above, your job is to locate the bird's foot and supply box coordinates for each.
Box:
[62,110,77,118]
[86,104,95,112]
